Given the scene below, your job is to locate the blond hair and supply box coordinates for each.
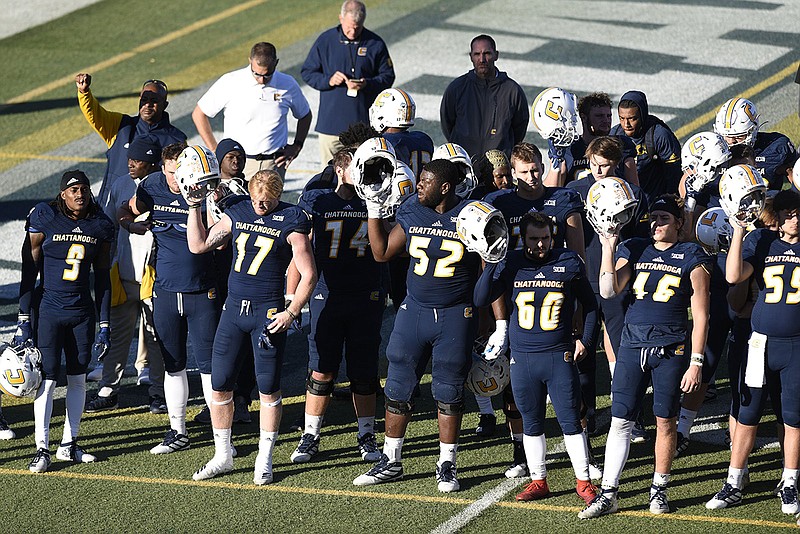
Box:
[249,170,283,200]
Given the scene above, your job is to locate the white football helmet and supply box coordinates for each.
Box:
[369,88,416,132]
[207,178,248,222]
[351,137,397,204]
[456,200,509,263]
[465,341,510,398]
[681,131,732,194]
[792,155,800,190]
[714,98,760,147]
[718,164,767,227]
[384,161,416,218]
[0,343,42,398]
[695,207,733,255]
[431,143,477,197]
[585,178,639,237]
[175,145,220,204]
[531,87,581,147]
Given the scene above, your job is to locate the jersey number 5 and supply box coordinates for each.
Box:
[763,265,800,304]
[408,236,463,278]
[62,243,85,281]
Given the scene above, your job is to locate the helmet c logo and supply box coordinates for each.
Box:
[689,138,705,156]
[700,212,718,226]
[5,369,25,385]
[545,100,562,121]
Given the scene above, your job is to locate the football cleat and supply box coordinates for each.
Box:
[780,484,799,515]
[29,448,51,473]
[150,429,190,455]
[353,454,403,486]
[369,88,416,132]
[576,479,599,506]
[431,143,478,197]
[475,413,497,438]
[435,461,460,493]
[706,482,743,509]
[505,440,529,478]
[253,452,273,485]
[0,342,43,398]
[578,488,619,519]
[585,177,638,238]
[0,415,15,440]
[175,145,220,205]
[194,406,211,424]
[233,396,252,424]
[56,441,97,463]
[531,87,581,147]
[674,432,690,458]
[516,479,550,501]
[85,394,118,413]
[649,484,671,514]
[631,420,648,443]
[291,433,320,463]
[192,457,234,481]
[357,432,382,462]
[714,98,760,147]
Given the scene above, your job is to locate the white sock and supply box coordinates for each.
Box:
[677,408,697,436]
[564,432,591,481]
[383,436,404,462]
[512,432,523,442]
[601,417,633,490]
[200,373,213,410]
[438,442,457,466]
[164,370,188,435]
[357,416,375,437]
[259,430,278,467]
[782,468,799,488]
[212,427,232,462]
[62,374,86,444]
[475,394,494,415]
[727,467,746,489]
[653,472,670,488]
[33,379,56,450]
[523,434,547,480]
[304,414,324,437]
[608,361,616,401]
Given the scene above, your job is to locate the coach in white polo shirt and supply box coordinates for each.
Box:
[192,42,312,180]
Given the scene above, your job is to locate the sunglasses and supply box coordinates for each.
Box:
[142,79,168,93]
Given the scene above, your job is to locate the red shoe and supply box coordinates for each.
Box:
[576,479,598,505]
[516,479,550,501]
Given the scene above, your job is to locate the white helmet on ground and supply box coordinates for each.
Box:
[585,178,639,237]
[369,88,416,132]
[456,200,509,263]
[0,343,43,398]
[432,143,477,197]
[351,137,397,204]
[531,87,581,147]
[695,207,734,255]
[681,131,732,194]
[384,161,416,218]
[175,145,220,204]
[465,340,510,397]
[718,164,767,227]
[207,178,249,222]
[714,98,760,147]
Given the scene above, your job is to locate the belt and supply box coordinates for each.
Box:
[246,150,284,161]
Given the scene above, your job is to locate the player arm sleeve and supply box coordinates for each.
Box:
[77,89,123,148]
[18,232,42,315]
[473,261,505,307]
[575,274,599,347]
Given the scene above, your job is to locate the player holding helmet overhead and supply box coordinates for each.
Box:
[474,211,599,505]
[18,170,115,473]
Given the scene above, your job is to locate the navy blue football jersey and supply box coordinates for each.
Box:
[491,248,597,352]
[483,187,583,251]
[136,173,216,292]
[617,238,711,347]
[223,197,312,302]
[753,131,796,190]
[743,228,800,337]
[568,176,649,291]
[690,175,722,209]
[298,188,383,292]
[395,196,480,307]
[565,135,636,184]
[26,202,115,311]
[383,130,433,178]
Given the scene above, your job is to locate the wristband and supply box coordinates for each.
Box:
[285,308,297,320]
[690,352,704,367]
[99,321,110,329]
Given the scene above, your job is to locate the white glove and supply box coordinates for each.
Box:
[366,198,387,219]
[483,320,509,360]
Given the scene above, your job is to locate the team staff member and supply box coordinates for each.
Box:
[193,42,312,181]
[474,211,599,505]
[75,74,186,206]
[17,171,115,472]
[354,159,480,493]
[120,143,220,455]
[187,169,317,485]
[580,195,710,519]
[302,0,395,165]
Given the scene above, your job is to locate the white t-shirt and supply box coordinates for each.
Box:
[197,67,311,155]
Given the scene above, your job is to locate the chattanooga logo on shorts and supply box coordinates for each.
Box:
[464,306,473,318]
[370,291,381,301]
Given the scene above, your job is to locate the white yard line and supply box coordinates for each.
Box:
[430,478,519,534]
[1,1,104,40]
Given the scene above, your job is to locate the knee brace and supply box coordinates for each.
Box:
[386,397,414,416]
[437,400,465,416]
[306,371,335,397]
[349,376,378,396]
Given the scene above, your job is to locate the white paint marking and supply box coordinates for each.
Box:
[430,478,519,534]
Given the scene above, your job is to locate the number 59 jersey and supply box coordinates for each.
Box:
[617,238,711,348]
[223,197,312,302]
[396,196,481,308]
[26,202,115,310]
[744,228,800,337]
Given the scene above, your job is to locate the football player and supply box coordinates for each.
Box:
[707,189,800,515]
[474,211,599,505]
[370,88,434,177]
[470,149,513,200]
[18,171,115,472]
[714,98,796,190]
[289,146,386,464]
[187,168,317,484]
[353,159,480,492]
[119,143,220,454]
[579,195,711,518]
[0,398,14,440]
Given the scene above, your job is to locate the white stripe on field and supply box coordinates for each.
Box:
[430,478,519,534]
